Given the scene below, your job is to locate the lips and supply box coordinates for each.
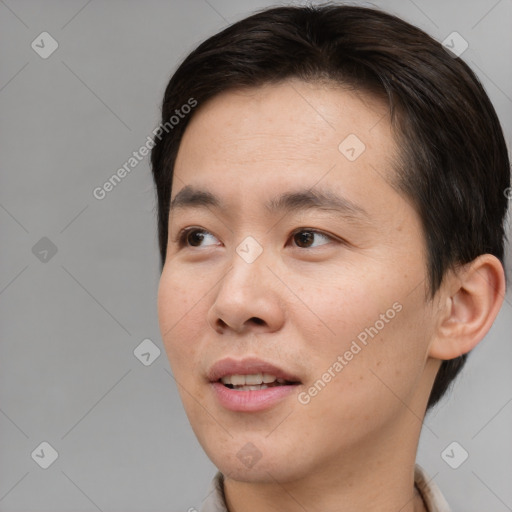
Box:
[207,357,302,385]
[208,357,302,412]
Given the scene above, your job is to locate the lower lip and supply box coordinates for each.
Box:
[210,382,300,412]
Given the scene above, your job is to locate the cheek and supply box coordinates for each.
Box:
[288,266,399,354]
[157,266,208,374]
[293,266,431,403]
[304,291,431,425]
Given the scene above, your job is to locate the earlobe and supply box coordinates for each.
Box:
[428,254,506,361]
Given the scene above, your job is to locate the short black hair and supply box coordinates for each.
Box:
[150,3,510,410]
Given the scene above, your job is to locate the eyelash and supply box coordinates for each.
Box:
[174,226,340,249]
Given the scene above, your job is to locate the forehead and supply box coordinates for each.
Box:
[175,78,394,172]
[172,79,401,219]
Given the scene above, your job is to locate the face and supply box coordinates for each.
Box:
[157,79,440,485]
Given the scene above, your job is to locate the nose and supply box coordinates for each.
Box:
[206,246,286,335]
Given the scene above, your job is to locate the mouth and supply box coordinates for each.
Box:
[218,373,299,391]
[208,357,302,387]
[207,357,302,411]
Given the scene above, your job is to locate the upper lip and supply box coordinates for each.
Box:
[207,357,302,383]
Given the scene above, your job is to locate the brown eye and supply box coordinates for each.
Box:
[292,229,333,248]
[186,229,205,247]
[177,228,218,248]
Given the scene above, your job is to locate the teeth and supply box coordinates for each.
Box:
[220,373,280,386]
[245,373,263,385]
[231,374,246,386]
[233,384,270,391]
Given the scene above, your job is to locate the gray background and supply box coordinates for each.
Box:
[0,0,511,510]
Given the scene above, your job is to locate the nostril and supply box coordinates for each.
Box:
[251,317,264,325]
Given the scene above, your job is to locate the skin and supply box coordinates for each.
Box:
[157,78,505,512]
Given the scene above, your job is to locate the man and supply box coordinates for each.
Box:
[151,5,510,511]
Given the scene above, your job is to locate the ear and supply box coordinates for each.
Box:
[429,254,506,360]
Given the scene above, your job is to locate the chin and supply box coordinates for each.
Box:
[199,432,310,484]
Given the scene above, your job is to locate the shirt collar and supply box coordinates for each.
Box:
[414,464,452,512]
[199,464,451,512]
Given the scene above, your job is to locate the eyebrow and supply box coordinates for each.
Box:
[169,185,370,221]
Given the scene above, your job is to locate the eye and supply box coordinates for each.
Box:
[174,227,338,249]
[290,229,334,249]
[175,227,220,248]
